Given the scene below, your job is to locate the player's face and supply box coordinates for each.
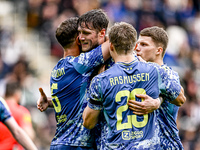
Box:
[78,23,101,52]
[135,36,158,62]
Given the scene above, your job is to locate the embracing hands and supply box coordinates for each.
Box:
[127,94,160,115]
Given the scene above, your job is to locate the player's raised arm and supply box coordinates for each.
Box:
[101,40,110,61]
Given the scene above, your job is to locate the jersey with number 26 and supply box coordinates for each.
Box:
[87,58,180,149]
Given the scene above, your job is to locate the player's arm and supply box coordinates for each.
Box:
[83,76,102,129]
[72,40,110,74]
[170,86,186,106]
[83,106,100,129]
[128,94,161,115]
[156,64,183,105]
[128,86,185,115]
[101,40,110,61]
[128,64,185,115]
[37,87,53,112]
[4,117,38,150]
[159,66,186,106]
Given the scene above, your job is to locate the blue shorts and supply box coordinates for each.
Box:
[50,145,95,150]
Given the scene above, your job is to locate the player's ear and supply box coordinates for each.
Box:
[99,28,106,37]
[76,36,81,45]
[109,42,114,51]
[157,47,163,55]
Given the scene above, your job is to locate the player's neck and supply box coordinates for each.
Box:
[114,55,135,63]
[63,46,80,58]
[154,58,164,66]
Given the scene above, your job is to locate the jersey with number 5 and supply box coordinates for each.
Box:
[50,45,104,147]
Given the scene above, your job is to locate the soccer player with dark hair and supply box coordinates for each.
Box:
[78,9,109,52]
[37,9,110,149]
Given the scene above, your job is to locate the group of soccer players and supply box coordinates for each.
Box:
[36,9,186,150]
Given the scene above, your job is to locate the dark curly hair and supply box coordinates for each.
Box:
[78,9,109,33]
[56,17,79,48]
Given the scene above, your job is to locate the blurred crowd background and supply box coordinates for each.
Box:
[0,0,200,149]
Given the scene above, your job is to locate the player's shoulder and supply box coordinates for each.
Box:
[59,56,74,64]
[145,61,160,67]
[53,56,74,70]
[93,71,107,81]
[91,67,113,84]
[161,64,178,74]
[161,64,180,79]
[135,61,160,72]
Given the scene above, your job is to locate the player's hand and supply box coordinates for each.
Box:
[127,94,160,115]
[37,88,49,112]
